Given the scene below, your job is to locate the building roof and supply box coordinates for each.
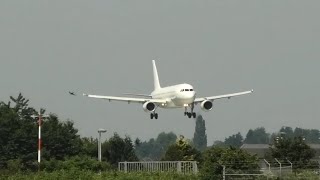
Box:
[240,144,270,149]
[309,144,320,149]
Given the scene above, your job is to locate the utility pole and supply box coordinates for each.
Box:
[98,129,107,162]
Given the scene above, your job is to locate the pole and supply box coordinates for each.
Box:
[98,132,102,162]
[223,165,226,180]
[97,129,106,162]
[38,112,42,171]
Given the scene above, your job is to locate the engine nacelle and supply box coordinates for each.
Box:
[200,100,213,111]
[143,102,156,112]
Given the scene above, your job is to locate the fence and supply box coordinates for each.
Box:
[118,161,198,174]
[222,159,320,179]
[222,164,269,180]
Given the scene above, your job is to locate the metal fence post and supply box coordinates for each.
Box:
[223,165,226,180]
[275,158,281,177]
[264,159,271,173]
[286,158,293,173]
[193,161,198,174]
[177,161,182,173]
[124,161,127,173]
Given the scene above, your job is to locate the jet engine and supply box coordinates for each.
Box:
[143,102,156,112]
[200,100,213,111]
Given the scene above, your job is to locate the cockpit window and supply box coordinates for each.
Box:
[185,89,189,91]
[181,89,184,92]
[190,89,193,91]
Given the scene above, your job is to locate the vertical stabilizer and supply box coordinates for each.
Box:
[152,60,161,90]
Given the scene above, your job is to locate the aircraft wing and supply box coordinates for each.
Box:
[83,93,167,104]
[194,90,253,103]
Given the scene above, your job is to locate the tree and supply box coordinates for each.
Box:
[80,137,98,158]
[193,115,207,151]
[271,127,320,144]
[244,127,269,144]
[0,94,38,170]
[102,133,138,167]
[41,115,82,160]
[294,128,320,143]
[135,132,177,160]
[200,147,260,180]
[212,140,226,147]
[224,132,243,148]
[279,126,294,138]
[9,93,37,118]
[162,135,201,162]
[269,136,316,169]
[0,94,84,170]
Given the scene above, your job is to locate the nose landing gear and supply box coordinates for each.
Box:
[184,104,196,118]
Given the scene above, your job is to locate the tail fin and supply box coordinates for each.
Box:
[152,60,161,90]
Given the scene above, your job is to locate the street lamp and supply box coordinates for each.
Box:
[31,110,49,170]
[98,128,107,162]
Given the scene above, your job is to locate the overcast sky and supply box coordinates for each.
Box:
[1,1,319,144]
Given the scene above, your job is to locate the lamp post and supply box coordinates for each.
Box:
[31,110,49,171]
[98,129,107,162]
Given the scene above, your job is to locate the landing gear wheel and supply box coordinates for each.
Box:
[192,112,196,118]
[150,113,154,119]
[187,113,192,118]
[184,112,187,116]
[154,113,158,119]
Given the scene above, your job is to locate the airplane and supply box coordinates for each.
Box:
[69,91,76,96]
[83,60,253,119]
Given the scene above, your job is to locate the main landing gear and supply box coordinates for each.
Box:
[150,112,158,119]
[184,105,196,118]
[184,112,196,118]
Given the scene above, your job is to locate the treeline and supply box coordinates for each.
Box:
[214,126,320,148]
[1,94,319,179]
[0,94,137,172]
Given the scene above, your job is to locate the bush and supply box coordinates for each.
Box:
[41,156,112,172]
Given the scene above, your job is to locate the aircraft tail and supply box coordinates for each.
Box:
[152,60,161,90]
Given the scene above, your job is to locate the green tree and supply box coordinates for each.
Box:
[0,94,38,170]
[294,128,320,143]
[244,127,269,144]
[80,137,98,158]
[279,126,294,138]
[9,93,37,118]
[212,140,226,147]
[102,133,138,167]
[41,115,82,160]
[135,132,177,160]
[269,136,316,169]
[200,147,260,180]
[224,132,243,148]
[162,135,201,162]
[193,115,207,151]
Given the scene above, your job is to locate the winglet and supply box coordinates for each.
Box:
[83,93,88,97]
[251,89,254,93]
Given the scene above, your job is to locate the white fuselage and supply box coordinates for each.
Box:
[151,83,196,108]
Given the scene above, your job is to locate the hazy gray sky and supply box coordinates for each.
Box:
[1,1,319,144]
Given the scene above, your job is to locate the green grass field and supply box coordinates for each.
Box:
[0,170,199,180]
[1,169,319,180]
